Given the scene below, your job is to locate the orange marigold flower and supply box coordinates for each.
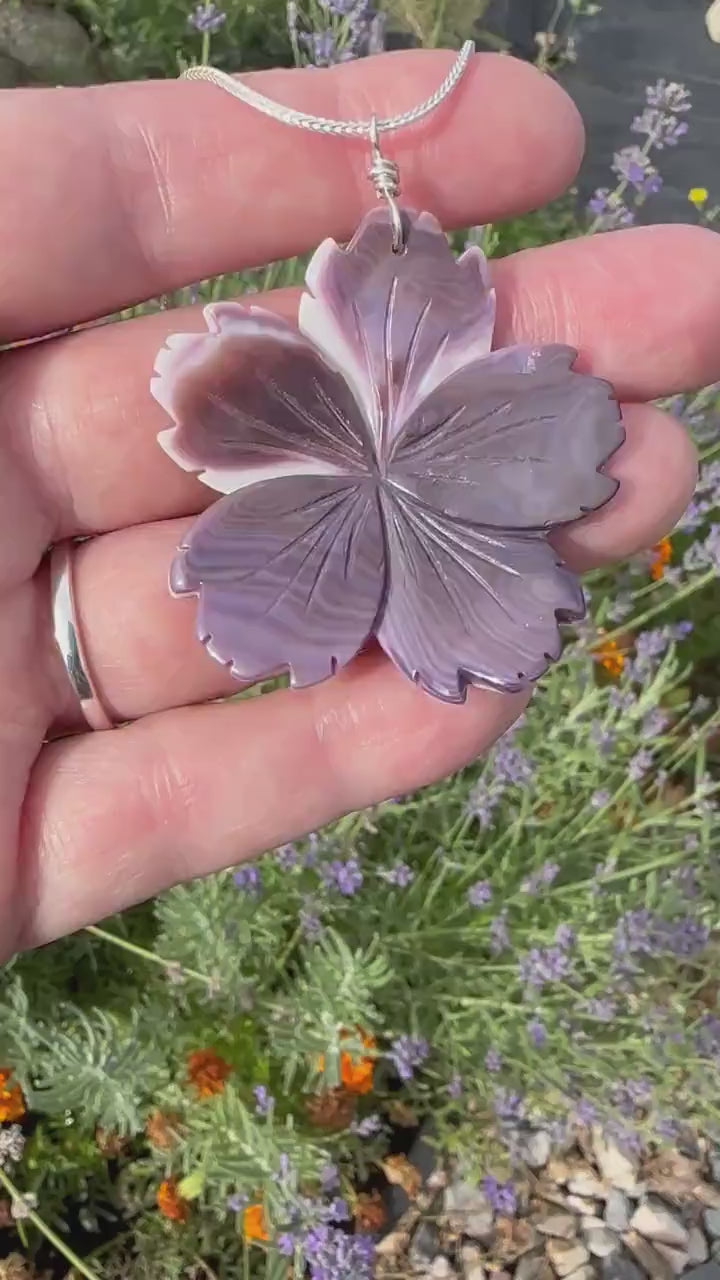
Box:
[340,1038,375,1095]
[650,536,672,581]
[0,1069,25,1124]
[186,1049,232,1098]
[592,637,625,679]
[156,1179,189,1223]
[318,1028,376,1096]
[243,1203,268,1243]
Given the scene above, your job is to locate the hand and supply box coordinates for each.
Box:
[0,51,710,958]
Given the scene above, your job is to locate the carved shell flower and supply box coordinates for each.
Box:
[152,208,623,703]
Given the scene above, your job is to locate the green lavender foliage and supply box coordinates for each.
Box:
[0,993,168,1135]
[73,0,294,78]
[0,602,717,1277]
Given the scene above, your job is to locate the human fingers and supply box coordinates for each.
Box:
[46,400,693,727]
[7,224,715,539]
[0,50,582,340]
[21,654,528,950]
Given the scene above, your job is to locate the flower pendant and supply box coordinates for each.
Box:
[152,208,623,703]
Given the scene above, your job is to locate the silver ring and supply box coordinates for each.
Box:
[50,540,114,732]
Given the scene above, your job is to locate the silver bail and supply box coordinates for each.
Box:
[368,116,405,254]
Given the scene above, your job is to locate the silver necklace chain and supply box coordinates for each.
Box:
[181,40,474,137]
[180,41,475,253]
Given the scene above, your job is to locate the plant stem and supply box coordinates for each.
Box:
[0,1167,102,1280]
[84,925,213,988]
[601,568,716,645]
[587,125,656,233]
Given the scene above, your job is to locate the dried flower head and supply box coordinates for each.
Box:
[156,1179,189,1223]
[145,1110,182,1151]
[0,1126,25,1169]
[305,1087,357,1131]
[0,1071,25,1124]
[95,1128,128,1159]
[186,1048,232,1097]
[352,1188,386,1233]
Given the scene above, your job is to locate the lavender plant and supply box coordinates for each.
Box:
[0,603,717,1276]
[287,0,385,66]
[587,79,692,232]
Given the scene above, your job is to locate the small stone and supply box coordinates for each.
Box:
[585,1225,621,1258]
[460,1243,483,1268]
[710,1149,720,1185]
[546,1157,572,1184]
[494,1215,539,1261]
[677,1128,703,1161]
[376,1228,410,1257]
[568,1170,608,1200]
[622,1229,676,1280]
[536,1212,577,1239]
[688,1225,710,1264]
[443,1181,493,1242]
[654,1241,690,1275]
[430,1258,456,1278]
[463,1267,486,1280]
[626,1182,647,1202]
[593,1128,640,1194]
[581,1215,606,1231]
[630,1197,689,1248]
[410,1219,442,1266]
[698,1185,720,1211]
[515,1255,549,1280]
[704,1208,720,1240]
[645,1150,702,1203]
[536,1183,574,1212]
[605,1189,631,1233]
[600,1254,645,1280]
[684,1265,720,1279]
[519,1129,553,1170]
[567,1195,599,1215]
[546,1239,591,1276]
[564,1268,596,1280]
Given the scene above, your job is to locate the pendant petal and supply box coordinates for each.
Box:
[390,344,624,527]
[299,208,495,458]
[152,302,373,494]
[172,474,385,688]
[376,489,584,702]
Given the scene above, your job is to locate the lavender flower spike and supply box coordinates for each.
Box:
[153,208,623,703]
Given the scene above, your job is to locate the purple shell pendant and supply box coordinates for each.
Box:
[152,208,623,704]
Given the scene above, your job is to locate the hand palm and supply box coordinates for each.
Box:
[0,51,711,959]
